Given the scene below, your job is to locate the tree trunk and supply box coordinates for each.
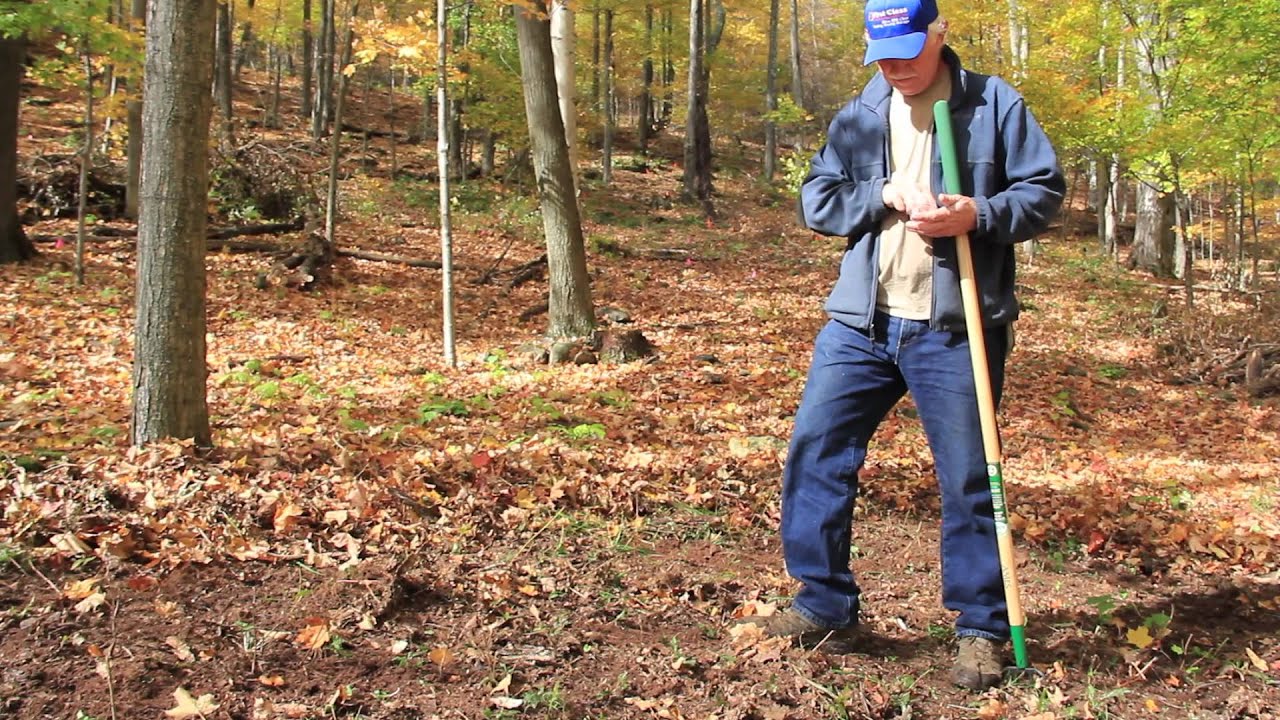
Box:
[132,0,215,446]
[514,0,595,340]
[234,0,256,79]
[311,0,334,139]
[683,0,713,210]
[549,0,578,193]
[788,0,803,110]
[660,9,674,130]
[324,0,359,250]
[438,0,456,366]
[763,0,779,182]
[75,41,95,285]
[638,4,653,152]
[1130,179,1174,277]
[0,35,33,264]
[301,0,313,117]
[214,2,234,143]
[124,0,146,220]
[590,0,600,110]
[602,8,614,185]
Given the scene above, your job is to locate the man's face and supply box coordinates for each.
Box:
[876,31,945,96]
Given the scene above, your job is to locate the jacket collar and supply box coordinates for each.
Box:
[859,45,968,117]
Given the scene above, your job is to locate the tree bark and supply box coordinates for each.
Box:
[132,0,215,446]
[301,0,313,117]
[438,0,456,366]
[764,0,779,182]
[311,0,334,139]
[124,0,146,220]
[214,2,234,143]
[683,0,713,210]
[788,0,803,110]
[550,0,578,193]
[638,4,653,152]
[0,35,33,264]
[514,0,595,340]
[602,8,614,185]
[1130,179,1175,277]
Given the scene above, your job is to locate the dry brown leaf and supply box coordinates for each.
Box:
[273,501,304,533]
[295,619,331,650]
[428,646,454,667]
[976,698,1008,719]
[165,636,196,662]
[75,592,106,613]
[164,687,219,718]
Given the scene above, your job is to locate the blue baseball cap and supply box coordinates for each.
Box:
[863,0,939,65]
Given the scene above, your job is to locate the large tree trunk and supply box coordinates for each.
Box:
[1130,179,1175,277]
[132,0,215,446]
[763,0,779,182]
[549,0,578,193]
[514,0,595,340]
[0,35,33,264]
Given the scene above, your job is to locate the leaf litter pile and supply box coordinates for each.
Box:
[3,118,1280,720]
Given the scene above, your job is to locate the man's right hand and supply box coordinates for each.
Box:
[882,180,937,217]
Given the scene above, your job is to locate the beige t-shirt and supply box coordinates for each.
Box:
[877,70,952,319]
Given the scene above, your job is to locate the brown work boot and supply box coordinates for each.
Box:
[952,636,1005,690]
[736,608,859,652]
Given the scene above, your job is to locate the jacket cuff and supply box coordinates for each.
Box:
[973,195,993,239]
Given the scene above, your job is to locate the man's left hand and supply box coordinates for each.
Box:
[906,193,978,238]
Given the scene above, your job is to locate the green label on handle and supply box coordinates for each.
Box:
[933,101,963,196]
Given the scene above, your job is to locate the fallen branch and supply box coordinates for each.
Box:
[336,248,444,268]
[31,218,304,244]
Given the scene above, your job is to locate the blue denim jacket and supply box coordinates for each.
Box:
[800,47,1064,332]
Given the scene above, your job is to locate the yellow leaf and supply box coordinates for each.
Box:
[1145,697,1159,712]
[258,675,286,687]
[63,578,99,600]
[1245,646,1269,672]
[1127,625,1154,649]
[165,687,219,718]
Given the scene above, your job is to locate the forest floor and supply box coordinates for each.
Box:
[2,78,1280,720]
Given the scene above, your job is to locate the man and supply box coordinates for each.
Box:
[740,0,1064,691]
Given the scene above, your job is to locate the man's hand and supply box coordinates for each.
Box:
[882,180,937,218]
[906,193,978,238]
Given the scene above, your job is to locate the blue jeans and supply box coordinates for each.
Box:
[781,314,1010,640]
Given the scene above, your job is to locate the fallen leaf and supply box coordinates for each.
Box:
[258,675,286,687]
[165,636,196,662]
[165,687,219,718]
[295,619,331,650]
[390,639,410,655]
[64,578,100,600]
[1245,646,1268,673]
[75,592,107,613]
[492,697,524,710]
[1145,697,1159,712]
[1126,625,1154,649]
[976,698,1008,719]
[428,646,454,667]
[273,501,304,533]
